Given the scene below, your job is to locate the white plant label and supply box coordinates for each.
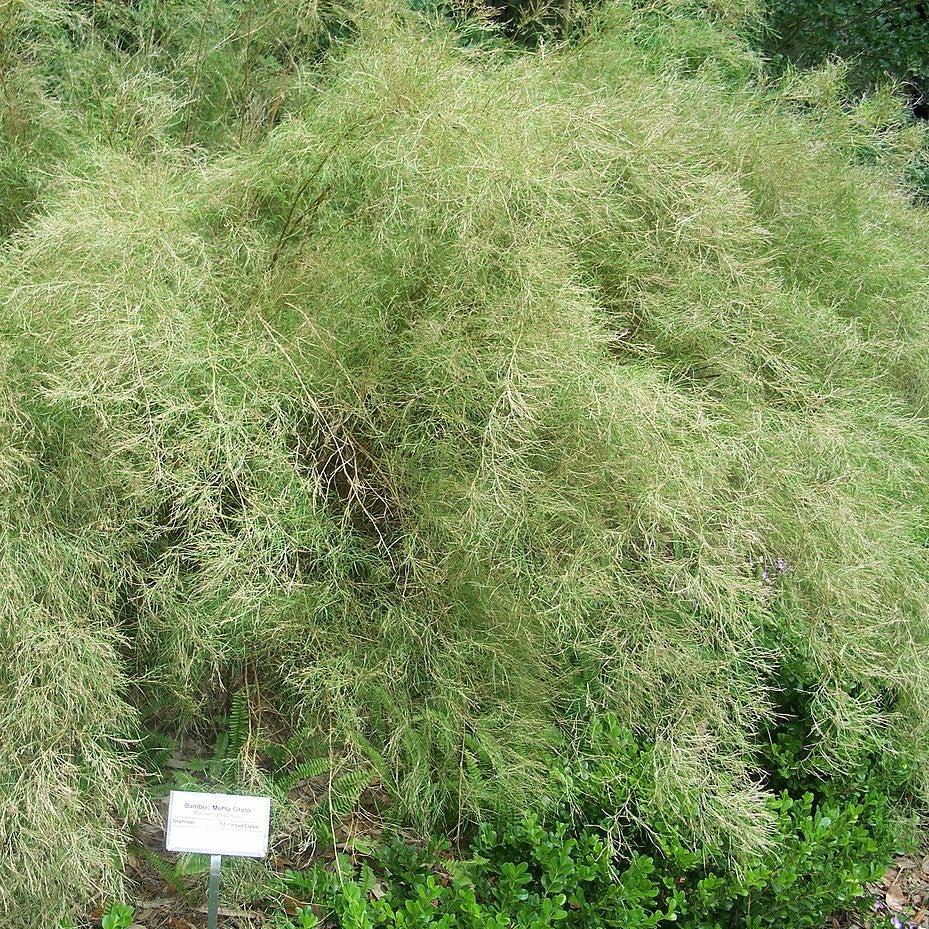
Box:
[166,790,271,858]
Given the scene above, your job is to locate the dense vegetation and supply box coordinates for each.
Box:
[760,0,929,104]
[261,718,903,929]
[756,0,929,203]
[1,1,928,927]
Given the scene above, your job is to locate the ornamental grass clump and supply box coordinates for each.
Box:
[1,1,928,924]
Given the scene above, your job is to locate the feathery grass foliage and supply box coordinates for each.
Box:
[1,0,929,924]
[0,0,344,243]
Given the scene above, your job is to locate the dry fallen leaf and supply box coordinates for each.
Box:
[168,919,196,929]
[196,905,257,918]
[885,881,906,912]
[138,897,175,909]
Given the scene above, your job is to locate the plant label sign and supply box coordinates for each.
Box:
[166,790,271,858]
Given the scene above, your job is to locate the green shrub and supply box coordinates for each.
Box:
[272,816,678,929]
[268,722,902,929]
[759,0,929,101]
[100,902,135,929]
[755,1,929,200]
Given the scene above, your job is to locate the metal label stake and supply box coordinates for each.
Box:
[207,854,222,929]
[165,790,271,926]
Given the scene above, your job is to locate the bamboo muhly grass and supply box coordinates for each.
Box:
[1,1,928,924]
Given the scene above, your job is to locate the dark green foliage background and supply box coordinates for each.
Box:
[760,0,929,101]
